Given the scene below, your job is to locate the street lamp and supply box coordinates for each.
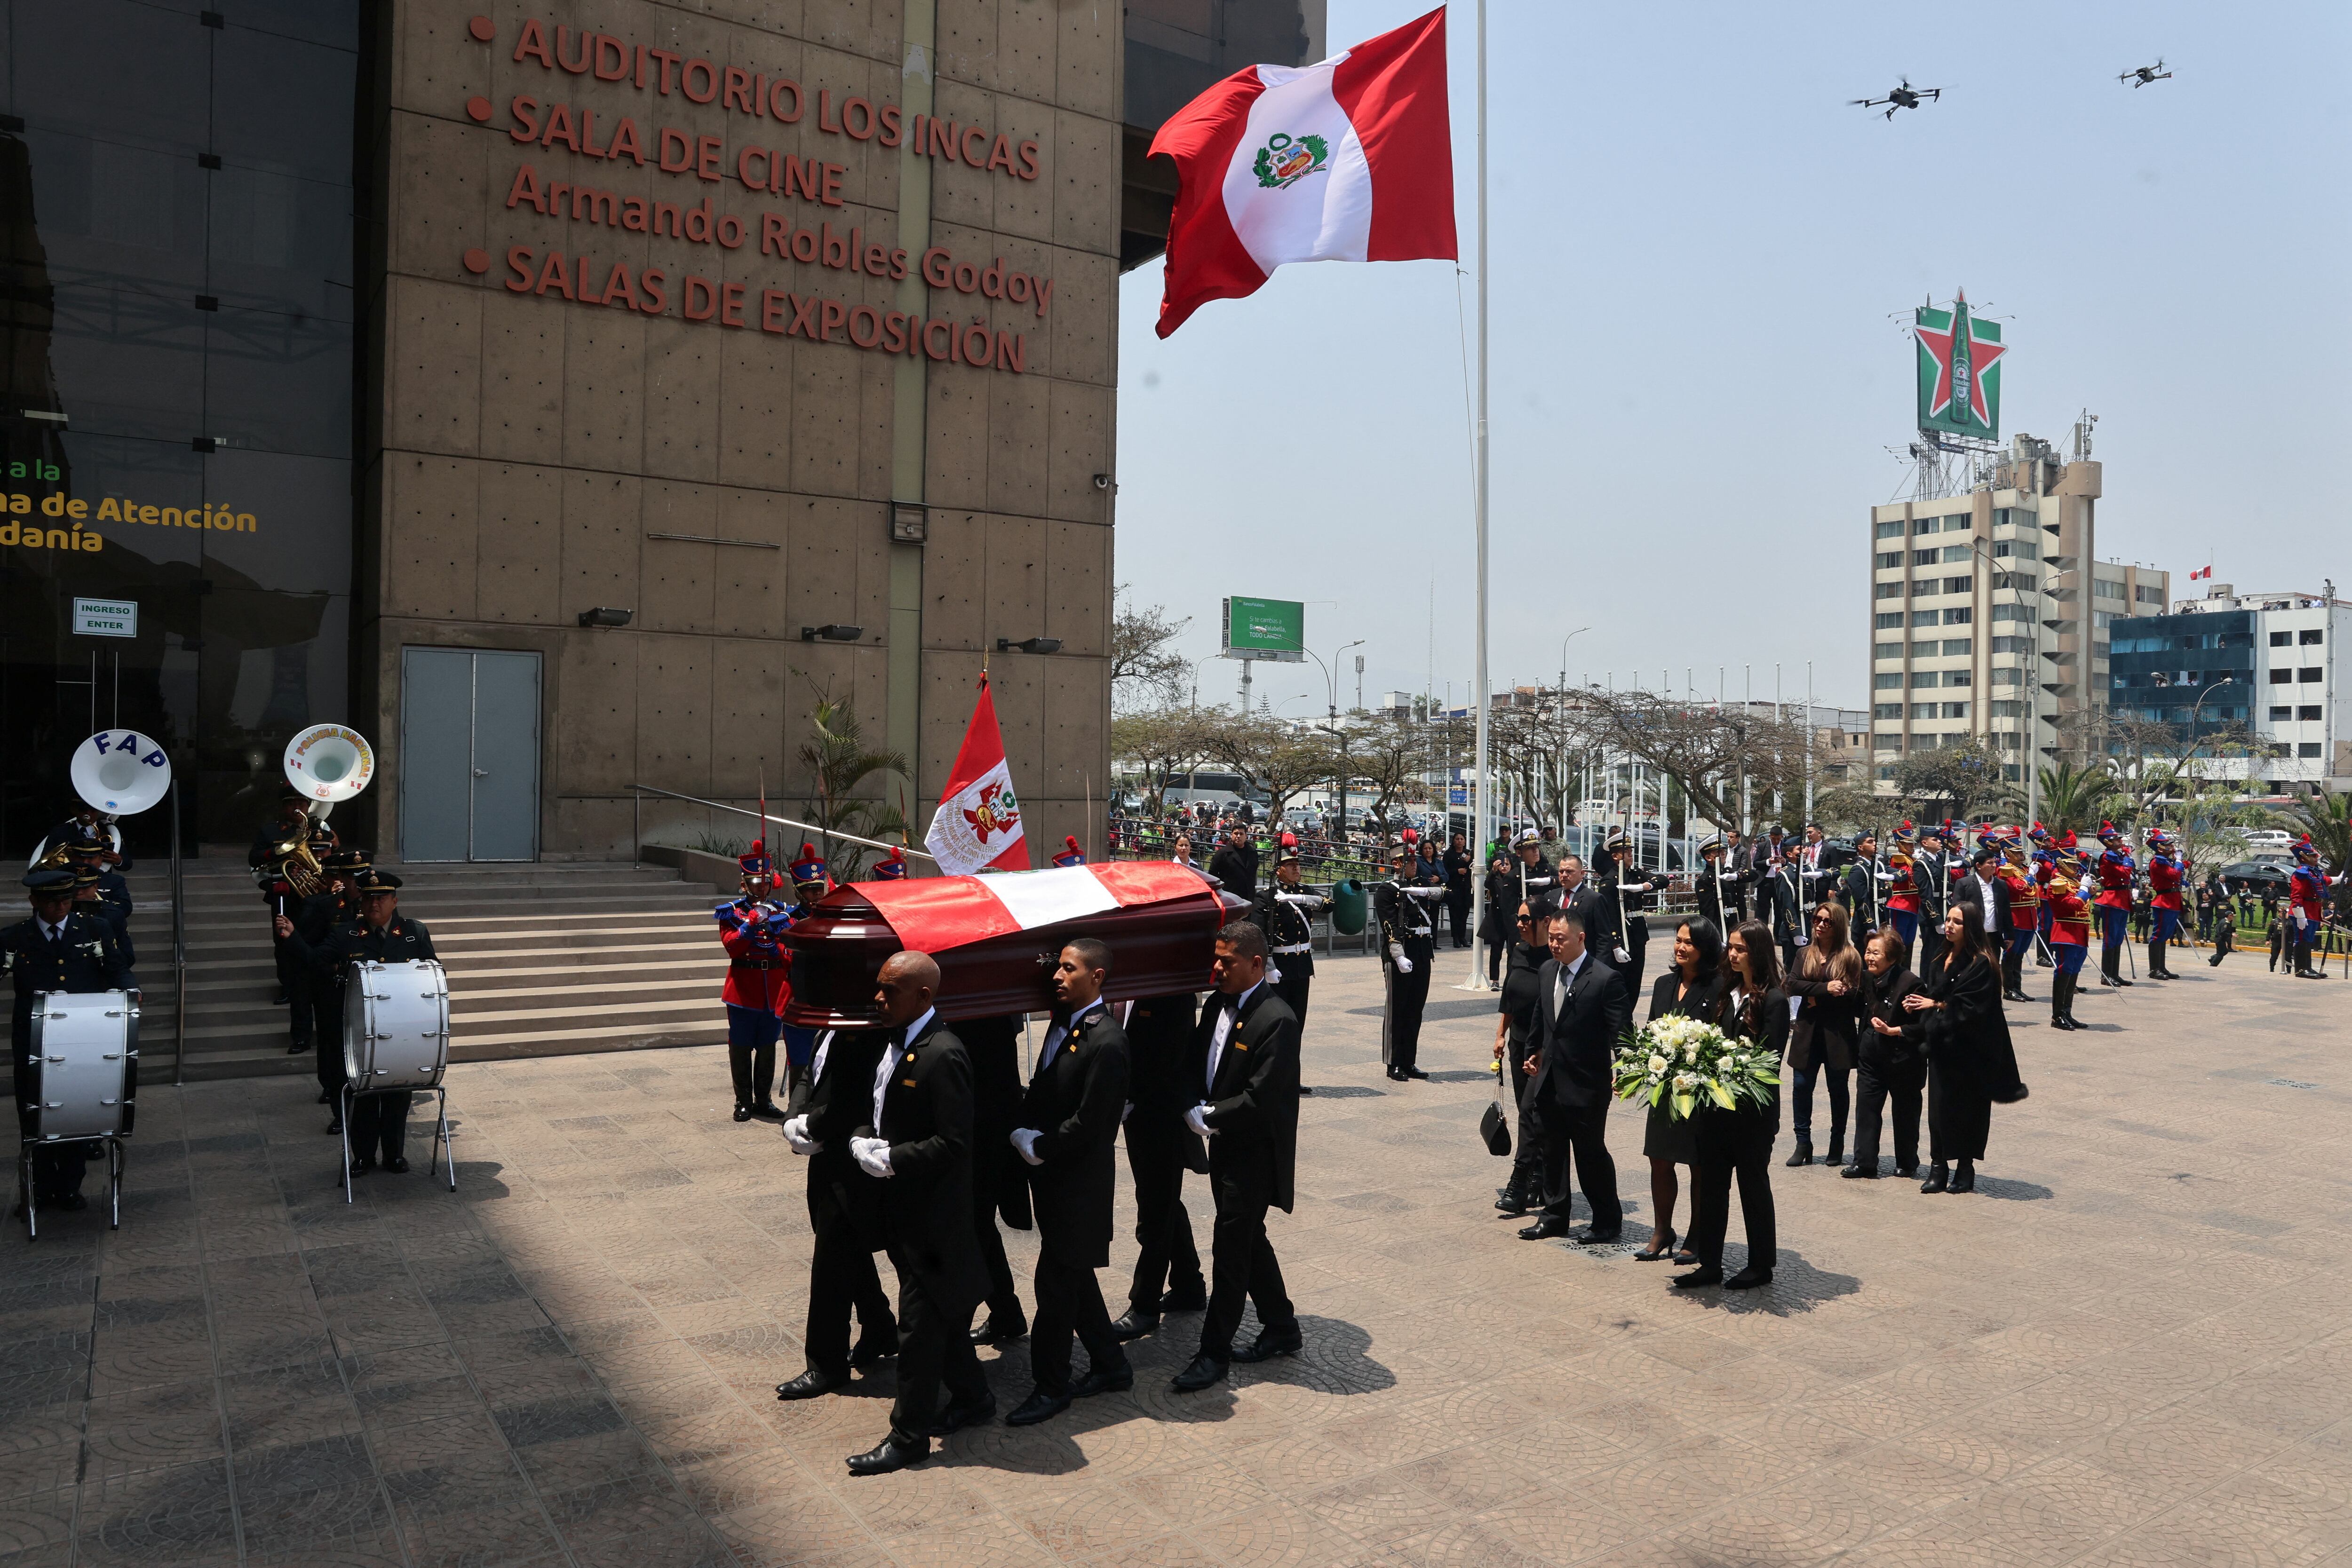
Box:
[1303,639,1366,839]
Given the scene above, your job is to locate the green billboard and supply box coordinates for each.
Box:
[1221,596,1305,662]
[1914,291,2007,442]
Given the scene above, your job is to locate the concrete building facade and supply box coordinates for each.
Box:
[2109,584,2352,790]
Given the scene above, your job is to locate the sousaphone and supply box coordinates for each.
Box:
[29,730,171,866]
[284,723,376,822]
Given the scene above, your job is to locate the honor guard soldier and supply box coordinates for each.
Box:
[1883,824,1922,949]
[1761,838,1808,976]
[1996,835,2041,1002]
[280,872,437,1177]
[1913,823,1953,975]
[715,843,793,1123]
[1599,830,1659,998]
[7,867,133,1215]
[779,845,841,1087]
[2091,823,2136,988]
[1052,835,1086,869]
[2043,855,2092,1030]
[1375,843,1441,1082]
[2288,835,2335,978]
[872,846,910,880]
[1253,835,1324,1094]
[2145,829,2185,979]
[1695,836,1736,933]
[1839,831,1884,933]
[2026,824,2058,964]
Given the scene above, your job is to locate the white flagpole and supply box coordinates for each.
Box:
[1463,0,1493,992]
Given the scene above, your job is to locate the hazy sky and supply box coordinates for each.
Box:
[1110,0,2351,718]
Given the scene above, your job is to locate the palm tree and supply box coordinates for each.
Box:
[1997,760,2117,833]
[796,694,911,880]
[2281,786,2352,876]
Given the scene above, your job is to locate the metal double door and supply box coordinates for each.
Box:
[398,649,540,862]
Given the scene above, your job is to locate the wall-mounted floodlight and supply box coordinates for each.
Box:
[801,624,864,642]
[996,636,1062,654]
[577,607,633,628]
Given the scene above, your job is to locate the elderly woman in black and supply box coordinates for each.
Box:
[1902,904,2028,1193]
[1636,919,1727,1263]
[1677,919,1784,1291]
[1846,927,1926,1180]
[1783,901,1863,1168]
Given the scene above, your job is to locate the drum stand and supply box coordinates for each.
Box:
[338,1085,457,1204]
[17,1137,127,1241]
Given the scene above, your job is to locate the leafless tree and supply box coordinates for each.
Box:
[1111,705,1211,816]
[1192,711,1338,828]
[1112,586,1192,712]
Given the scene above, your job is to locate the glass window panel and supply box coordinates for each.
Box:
[201,306,352,459]
[13,0,210,151]
[214,27,357,186]
[42,283,209,442]
[207,166,355,322]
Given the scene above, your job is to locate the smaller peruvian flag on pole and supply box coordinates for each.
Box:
[1149,5,1455,338]
[924,674,1030,876]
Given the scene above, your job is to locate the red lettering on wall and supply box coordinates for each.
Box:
[723,67,755,113]
[683,275,717,320]
[513,18,552,66]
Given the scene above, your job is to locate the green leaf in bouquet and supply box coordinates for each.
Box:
[1707,1080,1735,1110]
[1672,1091,1694,1119]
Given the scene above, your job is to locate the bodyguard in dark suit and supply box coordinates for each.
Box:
[1954,847,2012,941]
[776,1027,900,1401]
[1517,908,1630,1244]
[1112,990,1207,1342]
[961,1013,1032,1346]
[1172,921,1302,1393]
[1005,940,1133,1425]
[841,952,993,1476]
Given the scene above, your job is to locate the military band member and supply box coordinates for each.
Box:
[2288,835,2336,979]
[34,802,127,871]
[1883,824,1921,949]
[715,843,792,1123]
[1998,837,2041,1003]
[7,867,133,1214]
[1375,844,1441,1082]
[2145,828,2185,979]
[2091,822,2136,988]
[1839,831,1884,933]
[1253,836,1323,1096]
[278,871,436,1177]
[2044,856,2092,1030]
[303,849,370,1127]
[64,854,133,973]
[250,791,332,1009]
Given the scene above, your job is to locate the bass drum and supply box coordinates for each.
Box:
[343,960,452,1091]
[24,990,139,1141]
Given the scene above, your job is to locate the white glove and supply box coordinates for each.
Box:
[850,1136,894,1178]
[1277,892,1324,909]
[783,1115,821,1155]
[1184,1103,1215,1138]
[1010,1128,1044,1166]
[1267,963,1284,984]
[1613,947,1631,965]
[1388,942,1406,962]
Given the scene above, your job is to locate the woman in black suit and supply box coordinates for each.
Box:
[1636,919,1727,1263]
[1783,901,1863,1168]
[1847,927,1925,1180]
[1903,905,2028,1193]
[1678,919,1783,1290]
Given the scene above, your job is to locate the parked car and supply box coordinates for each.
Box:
[2237,828,2293,852]
[2218,860,2294,896]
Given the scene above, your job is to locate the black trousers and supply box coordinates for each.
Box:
[971,1159,1023,1323]
[886,1260,987,1438]
[286,969,314,1048]
[801,1202,895,1378]
[1198,1150,1294,1360]
[726,1038,777,1109]
[1381,959,1430,1069]
[1124,1123,1202,1312]
[1535,1098,1621,1233]
[1271,968,1311,1035]
[1447,892,1472,947]
[1029,1254,1120,1394]
[1618,920,1649,1004]
[348,1090,411,1164]
[1916,926,1946,981]
[1851,1057,1925,1173]
[27,1144,93,1201]
[315,984,347,1097]
[1486,914,1508,984]
[1506,1053,1546,1194]
[1688,1114,1776,1272]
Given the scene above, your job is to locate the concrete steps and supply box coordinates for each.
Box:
[8,856,738,1086]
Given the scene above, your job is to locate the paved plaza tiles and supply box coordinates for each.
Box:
[4,947,2351,1568]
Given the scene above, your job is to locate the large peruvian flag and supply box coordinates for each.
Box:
[923,674,1031,876]
[858,862,1215,955]
[1149,6,1455,338]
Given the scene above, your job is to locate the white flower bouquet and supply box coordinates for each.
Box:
[1611,1014,1779,1122]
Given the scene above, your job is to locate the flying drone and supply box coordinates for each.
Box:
[1852,78,1941,120]
[2120,59,2172,87]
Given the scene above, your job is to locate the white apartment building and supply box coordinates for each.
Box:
[2109,584,2352,789]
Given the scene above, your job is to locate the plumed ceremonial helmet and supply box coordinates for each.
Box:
[871,845,909,880]
[1276,831,1301,865]
[2294,834,2320,862]
[2097,821,2122,844]
[1051,835,1086,868]
[739,839,775,879]
[789,842,830,887]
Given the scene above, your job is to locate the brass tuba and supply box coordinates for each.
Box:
[273,830,330,898]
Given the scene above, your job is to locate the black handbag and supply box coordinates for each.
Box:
[1480,1074,1512,1156]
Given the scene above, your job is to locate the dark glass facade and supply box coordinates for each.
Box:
[2107,611,2256,729]
[0,0,358,854]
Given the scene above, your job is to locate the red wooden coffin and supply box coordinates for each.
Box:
[779,862,1247,1027]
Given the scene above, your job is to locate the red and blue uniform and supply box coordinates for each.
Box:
[2288,847,2333,975]
[2146,848,2184,942]
[1885,855,1921,947]
[2046,883,2091,973]
[1051,834,1086,868]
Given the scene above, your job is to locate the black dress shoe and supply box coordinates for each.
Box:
[969,1313,1027,1346]
[273,989,290,1006]
[286,1040,307,1054]
[850,1330,900,1368]
[1517,1220,1572,1240]
[1400,1066,1429,1080]
[382,1156,409,1174]
[316,1089,334,1105]
[750,1101,788,1121]
[1234,1324,1303,1362]
[53,1192,88,1213]
[1839,1165,1878,1179]
[1575,1228,1622,1246]
[846,1429,929,1475]
[1386,1067,1409,1082]
[1158,1283,1207,1313]
[778,1367,847,1400]
[1171,1354,1228,1392]
[1671,1265,1724,1289]
[1919,1167,1948,1194]
[1005,1390,1072,1426]
[1298,1085,1313,1095]
[1110,1310,1160,1343]
[325,1118,342,1136]
[1495,1193,1530,1216]
[348,1158,373,1179]
[732,1105,753,1123]
[1949,1164,1976,1194]
[1072,1361,1135,1397]
[1894,1165,1917,1180]
[930,1392,996,1435]
[1724,1267,1773,1290]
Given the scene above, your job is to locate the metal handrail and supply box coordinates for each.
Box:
[170,779,186,1086]
[629,784,938,868]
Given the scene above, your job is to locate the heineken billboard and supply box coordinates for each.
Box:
[1220,596,1305,662]
[1914,290,2007,442]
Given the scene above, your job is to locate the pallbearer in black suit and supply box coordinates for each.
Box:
[1253,835,1324,1095]
[1518,908,1631,1245]
[1112,990,1207,1342]
[1004,940,1133,1425]
[778,1026,900,1400]
[6,868,133,1213]
[841,951,994,1475]
[1172,922,1303,1393]
[1375,844,1442,1082]
[961,1014,1033,1348]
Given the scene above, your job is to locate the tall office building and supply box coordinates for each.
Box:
[2108,584,2351,790]
[1867,432,2168,787]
